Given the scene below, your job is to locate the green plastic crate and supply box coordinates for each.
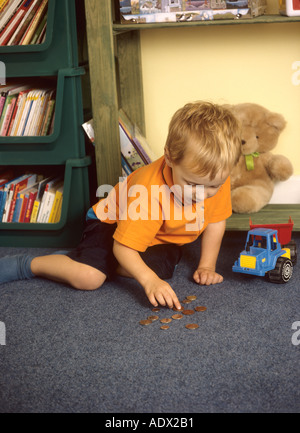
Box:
[0,67,86,162]
[0,156,91,248]
[0,0,80,76]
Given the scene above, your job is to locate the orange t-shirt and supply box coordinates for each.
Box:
[93,156,232,252]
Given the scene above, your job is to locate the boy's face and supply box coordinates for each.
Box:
[165,150,229,202]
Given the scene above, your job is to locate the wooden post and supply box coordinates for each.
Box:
[84,0,121,187]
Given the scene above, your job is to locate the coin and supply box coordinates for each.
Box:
[186,323,199,330]
[152,308,160,312]
[160,325,169,330]
[182,299,191,304]
[148,315,159,321]
[195,306,207,312]
[160,318,172,323]
[172,314,183,320]
[139,319,152,326]
[186,295,197,301]
[182,309,195,315]
[172,306,184,312]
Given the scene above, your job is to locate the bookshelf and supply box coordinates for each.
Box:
[0,0,91,247]
[84,0,300,231]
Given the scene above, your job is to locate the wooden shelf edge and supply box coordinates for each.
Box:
[226,204,300,231]
[113,14,300,32]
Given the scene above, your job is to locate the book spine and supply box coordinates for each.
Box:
[12,194,23,222]
[19,193,29,222]
[0,1,27,46]
[20,0,47,45]
[1,97,16,136]
[30,200,39,223]
[24,190,37,222]
[7,0,40,45]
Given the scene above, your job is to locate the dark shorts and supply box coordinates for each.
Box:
[67,219,182,280]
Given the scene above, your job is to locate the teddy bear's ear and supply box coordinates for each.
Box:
[267,112,286,132]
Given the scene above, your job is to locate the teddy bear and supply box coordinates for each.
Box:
[227,103,294,214]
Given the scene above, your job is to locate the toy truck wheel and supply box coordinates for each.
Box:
[268,257,293,284]
[283,240,297,265]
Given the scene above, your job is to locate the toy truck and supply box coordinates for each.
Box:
[232,217,297,283]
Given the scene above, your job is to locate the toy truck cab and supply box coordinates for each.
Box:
[233,218,296,284]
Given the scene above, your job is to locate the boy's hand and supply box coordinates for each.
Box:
[193,267,223,286]
[144,276,181,310]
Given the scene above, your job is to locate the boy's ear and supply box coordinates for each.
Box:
[164,146,172,167]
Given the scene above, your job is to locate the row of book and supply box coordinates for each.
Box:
[0,82,55,136]
[0,0,48,46]
[0,168,63,223]
[82,109,158,177]
[118,109,158,176]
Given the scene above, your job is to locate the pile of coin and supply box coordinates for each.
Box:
[139,295,207,331]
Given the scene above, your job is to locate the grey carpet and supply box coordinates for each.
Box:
[0,231,299,413]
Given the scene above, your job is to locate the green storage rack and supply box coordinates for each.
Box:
[0,0,91,248]
[0,0,79,75]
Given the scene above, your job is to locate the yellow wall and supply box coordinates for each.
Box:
[140,2,300,174]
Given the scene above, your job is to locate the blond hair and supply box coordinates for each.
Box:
[165,101,241,179]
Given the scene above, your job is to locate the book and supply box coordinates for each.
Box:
[15,88,36,135]
[9,88,31,135]
[82,118,95,143]
[7,88,31,135]
[20,0,47,45]
[0,94,17,135]
[119,121,145,172]
[12,190,23,222]
[0,0,10,14]
[22,88,41,135]
[121,154,132,176]
[6,173,36,222]
[119,109,157,164]
[42,179,63,223]
[49,183,63,223]
[0,83,23,119]
[29,7,46,44]
[23,186,38,222]
[40,90,55,135]
[0,0,23,31]
[0,168,14,214]
[7,0,41,45]
[35,16,45,43]
[15,183,39,222]
[0,0,34,46]
[36,176,59,223]
[0,174,30,222]
[29,176,50,223]
[33,88,51,135]
[0,85,31,134]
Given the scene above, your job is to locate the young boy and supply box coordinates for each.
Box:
[0,101,241,310]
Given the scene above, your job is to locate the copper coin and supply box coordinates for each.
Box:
[160,318,172,324]
[152,308,160,312]
[186,295,197,301]
[148,315,159,321]
[186,323,199,330]
[160,325,169,330]
[173,306,184,312]
[195,306,207,312]
[172,314,183,320]
[182,309,195,315]
[139,319,152,326]
[182,299,191,304]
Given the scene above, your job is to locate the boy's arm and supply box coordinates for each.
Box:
[193,219,226,285]
[113,240,181,310]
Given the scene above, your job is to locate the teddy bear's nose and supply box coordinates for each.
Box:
[241,140,246,145]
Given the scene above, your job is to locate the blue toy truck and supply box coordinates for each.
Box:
[233,217,297,283]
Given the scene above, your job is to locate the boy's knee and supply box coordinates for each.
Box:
[74,265,106,291]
